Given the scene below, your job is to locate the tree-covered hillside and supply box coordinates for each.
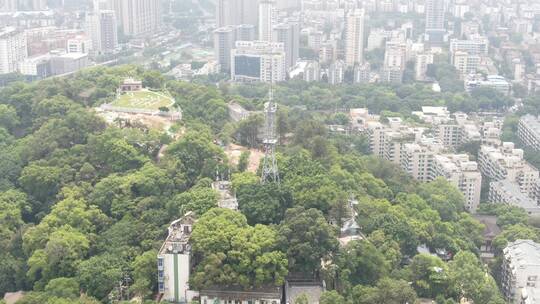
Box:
[0,66,537,304]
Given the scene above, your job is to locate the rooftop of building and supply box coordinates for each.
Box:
[491,180,539,210]
[503,239,540,267]
[158,212,196,255]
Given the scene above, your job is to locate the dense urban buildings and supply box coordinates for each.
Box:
[3,1,540,304]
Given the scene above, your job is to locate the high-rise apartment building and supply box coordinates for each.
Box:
[382,40,407,83]
[0,27,27,74]
[214,26,236,72]
[113,0,160,37]
[345,9,365,67]
[273,21,299,69]
[236,24,256,41]
[259,0,277,41]
[425,0,446,43]
[86,10,118,54]
[231,40,286,83]
[216,0,259,28]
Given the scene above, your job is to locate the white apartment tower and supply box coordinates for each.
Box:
[0,27,27,74]
[113,0,160,37]
[259,0,277,42]
[345,9,365,67]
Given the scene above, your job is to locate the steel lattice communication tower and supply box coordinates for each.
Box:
[261,83,280,184]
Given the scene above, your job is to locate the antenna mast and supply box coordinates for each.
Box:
[261,81,279,184]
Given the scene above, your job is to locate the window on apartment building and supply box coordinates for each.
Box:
[158,258,163,267]
[158,270,163,278]
[529,276,538,281]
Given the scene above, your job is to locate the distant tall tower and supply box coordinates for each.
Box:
[259,0,276,41]
[345,8,365,67]
[213,26,236,72]
[425,0,446,44]
[112,0,160,37]
[217,0,259,28]
[273,20,299,69]
[261,84,279,184]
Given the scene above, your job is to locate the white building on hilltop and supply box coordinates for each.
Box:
[502,240,540,304]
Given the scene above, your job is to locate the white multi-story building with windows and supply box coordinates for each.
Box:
[430,154,482,212]
[478,143,539,198]
[518,115,540,152]
[452,51,481,76]
[0,27,27,74]
[231,41,285,83]
[450,35,489,56]
[489,180,540,215]
[502,240,540,304]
